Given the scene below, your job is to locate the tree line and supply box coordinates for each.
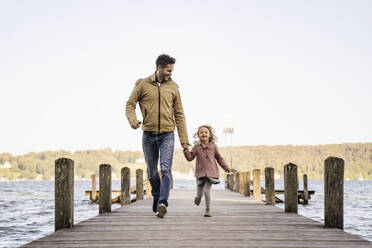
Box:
[0,143,371,180]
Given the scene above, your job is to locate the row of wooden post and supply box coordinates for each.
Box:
[54,158,147,231]
[226,169,262,201]
[226,156,344,230]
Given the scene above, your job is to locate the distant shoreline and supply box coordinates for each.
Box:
[2,143,372,181]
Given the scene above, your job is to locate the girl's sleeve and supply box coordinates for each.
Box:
[184,145,197,161]
[214,145,231,172]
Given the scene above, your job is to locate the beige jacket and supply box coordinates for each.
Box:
[126,73,189,145]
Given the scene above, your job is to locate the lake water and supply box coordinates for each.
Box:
[0,179,371,247]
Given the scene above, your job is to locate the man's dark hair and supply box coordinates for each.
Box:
[156,54,176,68]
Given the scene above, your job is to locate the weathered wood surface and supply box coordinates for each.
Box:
[23,189,371,247]
[91,174,97,202]
[234,172,240,193]
[54,158,74,231]
[243,171,250,197]
[239,172,245,194]
[226,173,233,190]
[284,163,298,213]
[325,156,344,229]
[228,173,234,191]
[303,174,309,205]
[265,167,275,205]
[253,169,261,201]
[99,164,112,214]
[136,169,144,200]
[121,167,131,205]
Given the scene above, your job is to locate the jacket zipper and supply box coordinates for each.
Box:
[158,84,161,133]
[143,109,147,124]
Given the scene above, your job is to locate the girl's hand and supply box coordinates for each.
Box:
[182,143,189,151]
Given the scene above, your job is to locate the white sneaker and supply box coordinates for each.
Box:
[156,204,167,218]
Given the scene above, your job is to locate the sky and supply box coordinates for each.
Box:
[0,0,371,155]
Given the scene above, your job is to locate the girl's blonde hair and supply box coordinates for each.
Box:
[193,125,218,143]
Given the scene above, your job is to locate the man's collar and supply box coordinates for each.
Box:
[151,72,171,83]
[155,71,160,83]
[151,73,156,82]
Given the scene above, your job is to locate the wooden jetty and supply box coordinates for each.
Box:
[24,189,371,247]
[22,157,372,247]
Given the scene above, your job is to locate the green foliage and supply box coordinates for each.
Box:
[214,143,372,180]
[0,143,371,180]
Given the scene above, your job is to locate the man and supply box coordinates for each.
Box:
[126,54,189,218]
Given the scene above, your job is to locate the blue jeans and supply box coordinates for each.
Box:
[142,131,174,207]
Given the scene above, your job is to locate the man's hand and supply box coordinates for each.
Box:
[131,121,141,129]
[182,143,189,151]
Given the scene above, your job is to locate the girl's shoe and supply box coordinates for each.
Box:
[194,197,201,206]
[204,208,212,217]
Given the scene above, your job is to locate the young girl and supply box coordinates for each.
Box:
[183,125,232,217]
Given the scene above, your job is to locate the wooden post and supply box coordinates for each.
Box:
[229,173,235,191]
[239,172,245,194]
[91,174,97,202]
[55,158,74,231]
[136,169,144,200]
[324,157,344,229]
[145,171,152,198]
[284,163,298,213]
[303,174,309,205]
[253,169,261,201]
[226,174,231,189]
[121,167,130,205]
[265,167,275,205]
[99,164,111,214]
[243,171,251,197]
[234,172,240,193]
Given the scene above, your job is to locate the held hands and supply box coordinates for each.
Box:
[182,143,189,152]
